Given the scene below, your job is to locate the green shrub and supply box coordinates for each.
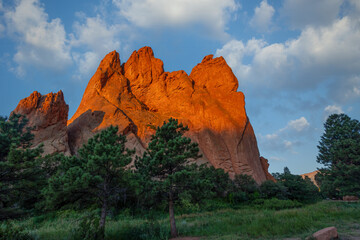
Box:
[233,174,259,194]
[202,199,232,211]
[71,211,102,240]
[115,220,169,240]
[252,198,303,210]
[274,167,320,203]
[177,193,200,214]
[227,191,248,204]
[260,180,288,199]
[0,221,35,240]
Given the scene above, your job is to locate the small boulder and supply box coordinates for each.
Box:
[307,226,338,240]
[343,195,359,201]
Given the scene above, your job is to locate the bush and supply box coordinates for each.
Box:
[233,174,259,194]
[260,180,288,199]
[274,167,320,203]
[252,198,302,210]
[71,211,102,240]
[0,221,35,240]
[116,220,169,240]
[227,191,248,204]
[177,192,201,214]
[201,199,233,211]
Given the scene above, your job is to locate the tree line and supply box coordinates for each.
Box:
[1,113,359,239]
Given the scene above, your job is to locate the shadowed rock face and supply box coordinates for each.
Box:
[260,157,276,182]
[67,46,270,183]
[12,46,273,183]
[12,91,70,155]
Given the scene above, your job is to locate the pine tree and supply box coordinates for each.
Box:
[317,113,360,197]
[0,114,44,211]
[135,118,201,238]
[45,126,134,239]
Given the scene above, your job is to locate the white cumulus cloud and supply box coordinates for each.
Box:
[324,105,343,116]
[71,16,122,55]
[70,15,127,78]
[323,104,345,121]
[286,117,310,132]
[250,0,275,32]
[216,14,360,102]
[4,0,72,74]
[215,38,266,80]
[113,0,239,38]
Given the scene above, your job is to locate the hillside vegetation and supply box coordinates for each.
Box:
[1,201,360,239]
[1,114,359,239]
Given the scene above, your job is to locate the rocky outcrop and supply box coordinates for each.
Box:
[67,46,270,183]
[260,157,276,181]
[13,91,70,155]
[11,47,272,183]
[301,170,319,187]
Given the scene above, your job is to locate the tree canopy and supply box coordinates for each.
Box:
[45,126,134,239]
[135,118,202,238]
[317,113,360,198]
[0,114,43,211]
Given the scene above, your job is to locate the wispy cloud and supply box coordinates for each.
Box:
[259,116,311,154]
[280,0,343,29]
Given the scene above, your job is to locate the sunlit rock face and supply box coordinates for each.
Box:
[301,170,319,187]
[67,46,270,183]
[13,90,71,156]
[12,47,272,183]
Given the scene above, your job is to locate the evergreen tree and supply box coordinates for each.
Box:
[196,165,231,199]
[275,167,319,203]
[260,180,288,200]
[45,126,134,239]
[0,114,44,211]
[233,174,259,195]
[317,114,360,197]
[135,118,201,238]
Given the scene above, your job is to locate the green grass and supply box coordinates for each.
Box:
[1,201,360,239]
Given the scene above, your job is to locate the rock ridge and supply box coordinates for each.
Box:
[13,46,273,183]
[13,90,70,155]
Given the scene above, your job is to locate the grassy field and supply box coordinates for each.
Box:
[2,200,360,239]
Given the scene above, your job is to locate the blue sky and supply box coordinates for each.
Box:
[1,0,360,174]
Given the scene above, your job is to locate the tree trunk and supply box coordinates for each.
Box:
[99,199,107,240]
[169,193,177,238]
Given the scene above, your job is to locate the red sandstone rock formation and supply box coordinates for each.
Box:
[301,170,319,187]
[260,157,276,182]
[67,46,270,183]
[13,91,70,155]
[11,47,272,183]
